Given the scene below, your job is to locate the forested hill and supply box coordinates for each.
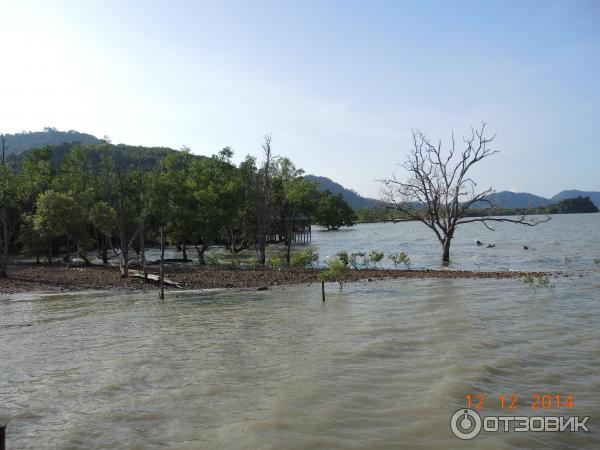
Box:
[305,175,377,210]
[6,141,178,173]
[2,128,101,155]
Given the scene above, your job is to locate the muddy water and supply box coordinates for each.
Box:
[1,276,599,449]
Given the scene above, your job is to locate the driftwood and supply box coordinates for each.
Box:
[129,270,183,289]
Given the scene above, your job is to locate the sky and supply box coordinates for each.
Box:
[1,0,599,198]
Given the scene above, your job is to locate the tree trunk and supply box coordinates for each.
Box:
[47,235,52,266]
[159,224,164,300]
[64,236,72,266]
[257,238,266,266]
[442,237,451,263]
[100,234,108,265]
[118,217,129,276]
[195,242,208,266]
[78,247,92,266]
[182,242,188,261]
[139,219,146,280]
[0,218,8,277]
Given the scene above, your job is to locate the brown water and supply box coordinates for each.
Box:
[1,276,599,449]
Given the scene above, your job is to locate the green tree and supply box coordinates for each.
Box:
[52,145,97,263]
[224,155,257,253]
[19,213,47,264]
[148,148,196,260]
[272,157,319,265]
[112,145,146,276]
[1,135,26,276]
[187,148,240,264]
[33,190,85,264]
[315,191,357,230]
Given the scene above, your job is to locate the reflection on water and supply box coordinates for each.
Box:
[1,277,599,449]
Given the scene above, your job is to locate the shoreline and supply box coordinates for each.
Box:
[0,264,559,295]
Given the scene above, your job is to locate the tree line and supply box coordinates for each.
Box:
[0,134,357,277]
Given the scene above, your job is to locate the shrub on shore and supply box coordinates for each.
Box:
[291,246,319,268]
[389,251,411,270]
[369,250,384,268]
[205,249,221,268]
[265,244,285,268]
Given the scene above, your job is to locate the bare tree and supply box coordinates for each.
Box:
[254,134,277,265]
[380,123,549,263]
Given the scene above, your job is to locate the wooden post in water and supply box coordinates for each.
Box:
[1,423,6,450]
[321,281,325,302]
[159,223,165,300]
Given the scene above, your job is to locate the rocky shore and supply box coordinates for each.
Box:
[0,263,554,295]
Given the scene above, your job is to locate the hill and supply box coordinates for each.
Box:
[6,141,179,173]
[480,191,554,209]
[551,190,600,208]
[305,175,377,210]
[1,128,101,155]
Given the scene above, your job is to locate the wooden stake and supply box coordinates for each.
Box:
[321,281,325,302]
[1,423,6,450]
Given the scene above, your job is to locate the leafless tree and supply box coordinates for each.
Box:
[380,123,550,263]
[254,134,277,265]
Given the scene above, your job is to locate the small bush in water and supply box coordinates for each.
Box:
[522,274,553,292]
[318,257,350,290]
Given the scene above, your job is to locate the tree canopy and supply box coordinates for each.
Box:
[314,191,357,230]
[0,136,341,275]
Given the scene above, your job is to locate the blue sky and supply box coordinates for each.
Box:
[1,0,599,198]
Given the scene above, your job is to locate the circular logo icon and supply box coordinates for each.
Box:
[450,408,482,440]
